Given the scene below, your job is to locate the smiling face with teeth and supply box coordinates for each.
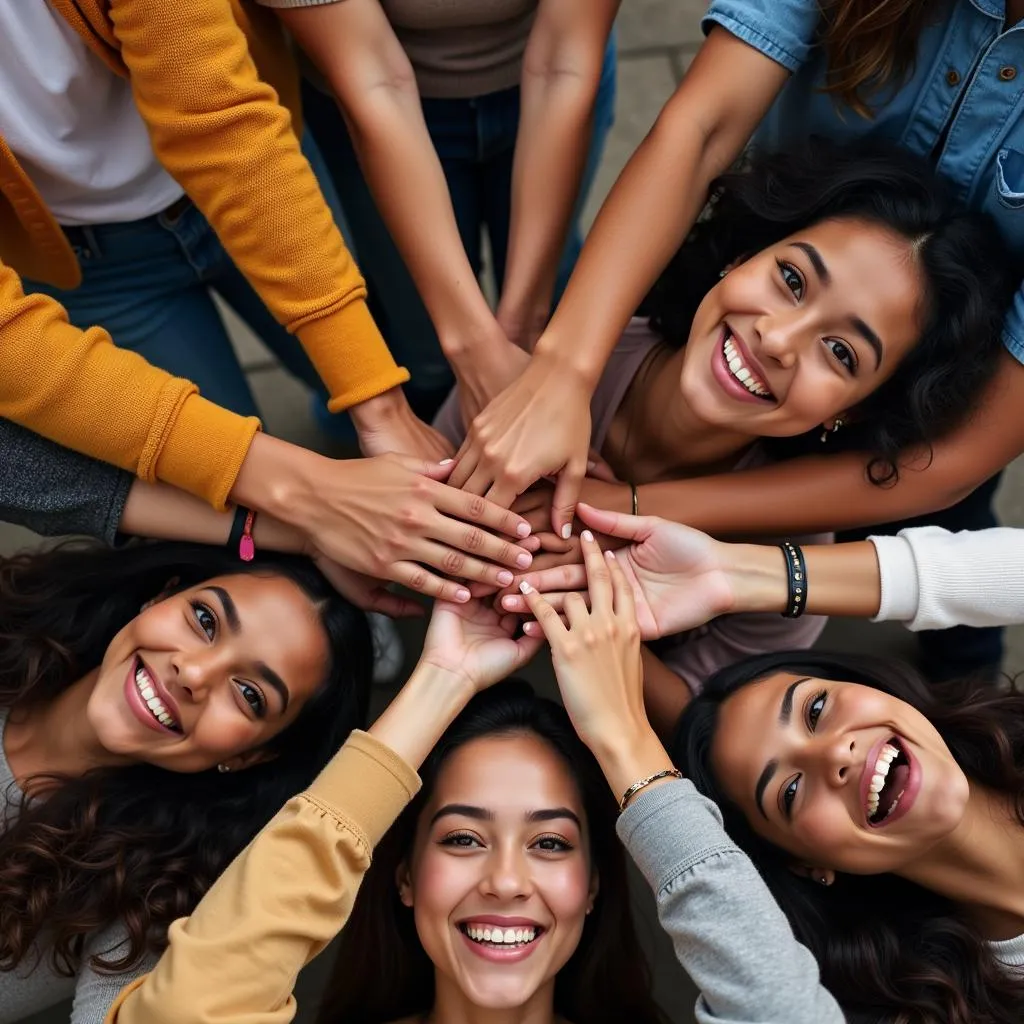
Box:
[710,672,970,878]
[673,218,923,441]
[84,573,330,774]
[398,732,596,1014]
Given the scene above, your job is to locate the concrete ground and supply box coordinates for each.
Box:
[8,3,1024,1022]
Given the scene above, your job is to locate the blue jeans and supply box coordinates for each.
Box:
[23,134,341,419]
[302,34,617,415]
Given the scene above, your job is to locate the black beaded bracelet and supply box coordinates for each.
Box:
[228,504,251,556]
[779,540,807,618]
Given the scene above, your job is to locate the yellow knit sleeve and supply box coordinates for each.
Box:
[108,0,409,409]
[0,259,257,509]
[104,732,421,1024]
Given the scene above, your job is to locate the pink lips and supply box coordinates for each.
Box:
[860,734,922,829]
[710,326,774,405]
[122,656,180,735]
[458,916,545,965]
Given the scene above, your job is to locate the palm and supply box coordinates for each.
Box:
[422,600,535,692]
[623,526,731,638]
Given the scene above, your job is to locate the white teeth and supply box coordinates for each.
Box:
[463,924,537,947]
[134,663,178,731]
[722,337,772,397]
[865,743,901,819]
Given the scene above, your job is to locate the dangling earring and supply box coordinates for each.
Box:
[217,763,230,774]
[718,269,727,279]
[819,417,844,443]
[817,874,831,887]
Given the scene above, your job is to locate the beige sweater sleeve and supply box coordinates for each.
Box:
[104,731,421,1024]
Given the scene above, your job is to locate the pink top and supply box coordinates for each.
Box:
[435,319,829,694]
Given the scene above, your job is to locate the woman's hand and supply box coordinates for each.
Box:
[518,531,672,793]
[231,435,534,604]
[503,502,735,638]
[350,387,454,461]
[449,353,593,536]
[418,599,543,694]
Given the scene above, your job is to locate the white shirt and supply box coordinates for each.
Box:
[0,0,183,226]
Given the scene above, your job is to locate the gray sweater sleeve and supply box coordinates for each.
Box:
[617,780,846,1024]
[0,418,131,544]
[70,926,159,1024]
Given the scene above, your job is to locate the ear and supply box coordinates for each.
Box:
[219,748,278,773]
[141,576,182,612]
[396,861,414,908]
[586,868,600,916]
[788,863,835,888]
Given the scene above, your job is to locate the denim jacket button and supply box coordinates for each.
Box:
[945,69,960,86]
[998,66,1017,82]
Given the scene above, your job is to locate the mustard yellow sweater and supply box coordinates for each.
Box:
[105,730,421,1023]
[0,0,408,510]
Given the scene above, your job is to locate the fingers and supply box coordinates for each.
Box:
[562,591,591,630]
[367,590,425,618]
[501,590,582,615]
[550,457,586,539]
[517,581,568,642]
[575,501,651,542]
[415,539,523,589]
[393,452,456,482]
[579,530,611,614]
[605,548,637,621]
[390,561,472,603]
[506,562,588,599]
[447,441,477,490]
[433,484,532,542]
[586,449,620,484]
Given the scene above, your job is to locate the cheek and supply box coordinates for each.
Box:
[539,857,592,935]
[189,707,261,758]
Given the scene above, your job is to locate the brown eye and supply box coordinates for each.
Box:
[191,602,216,639]
[825,338,857,373]
[777,259,804,299]
[235,681,267,717]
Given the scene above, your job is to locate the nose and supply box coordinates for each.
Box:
[169,647,222,702]
[754,306,810,369]
[812,732,858,788]
[480,845,533,902]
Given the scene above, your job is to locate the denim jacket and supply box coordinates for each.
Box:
[704,0,1024,360]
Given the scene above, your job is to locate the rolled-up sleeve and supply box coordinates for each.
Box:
[702,0,822,73]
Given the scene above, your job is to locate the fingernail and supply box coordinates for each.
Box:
[581,530,594,543]
[519,581,534,594]
[497,570,514,585]
[439,458,453,465]
[516,522,531,538]
[561,524,572,540]
[456,587,471,602]
[587,460,596,471]
[501,595,516,609]
[605,549,616,561]
[516,552,532,568]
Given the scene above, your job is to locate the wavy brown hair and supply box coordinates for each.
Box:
[820,1,942,117]
[675,651,1024,1024]
[318,681,668,1024]
[0,541,372,978]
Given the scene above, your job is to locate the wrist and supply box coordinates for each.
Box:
[437,302,508,364]
[531,331,602,391]
[348,385,412,435]
[229,433,325,530]
[722,543,789,614]
[589,725,677,801]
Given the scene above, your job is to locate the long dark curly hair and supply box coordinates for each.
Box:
[641,139,1014,484]
[674,651,1024,1024]
[318,680,669,1024]
[0,541,372,977]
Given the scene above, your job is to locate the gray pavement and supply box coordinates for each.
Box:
[8,4,1024,1023]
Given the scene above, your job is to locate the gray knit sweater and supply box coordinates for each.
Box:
[0,418,131,543]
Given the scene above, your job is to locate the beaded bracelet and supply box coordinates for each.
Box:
[779,540,807,618]
[228,505,258,562]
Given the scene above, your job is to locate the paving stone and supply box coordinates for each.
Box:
[617,0,707,52]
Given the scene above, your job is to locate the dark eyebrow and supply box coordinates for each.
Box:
[851,316,884,370]
[206,587,289,712]
[527,807,581,828]
[755,760,778,820]
[255,661,290,712]
[793,241,830,285]
[430,804,495,827]
[754,677,810,818]
[207,586,240,634]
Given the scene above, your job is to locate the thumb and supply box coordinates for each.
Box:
[576,502,653,542]
[550,457,586,539]
[393,454,455,481]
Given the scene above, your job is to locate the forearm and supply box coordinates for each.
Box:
[499,34,611,344]
[334,82,502,363]
[636,352,1024,536]
[119,479,307,553]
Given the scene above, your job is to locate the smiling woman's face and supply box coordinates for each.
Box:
[678,217,925,438]
[710,672,970,876]
[400,732,596,1013]
[86,573,329,773]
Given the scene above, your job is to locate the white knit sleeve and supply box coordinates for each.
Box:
[870,527,1024,631]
